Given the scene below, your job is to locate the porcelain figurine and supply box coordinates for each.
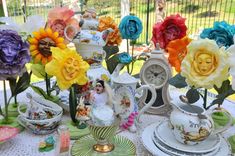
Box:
[111,64,156,132]
[170,97,233,145]
[89,80,115,126]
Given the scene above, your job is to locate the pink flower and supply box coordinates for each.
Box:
[151,14,187,49]
[47,7,79,43]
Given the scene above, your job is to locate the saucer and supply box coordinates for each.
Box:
[154,120,221,154]
[152,133,219,156]
[71,135,136,156]
[141,122,232,156]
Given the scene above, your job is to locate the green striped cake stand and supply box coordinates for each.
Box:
[71,135,136,156]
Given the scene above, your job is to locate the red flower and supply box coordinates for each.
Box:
[151,14,187,49]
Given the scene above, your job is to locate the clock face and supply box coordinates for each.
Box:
[144,64,168,88]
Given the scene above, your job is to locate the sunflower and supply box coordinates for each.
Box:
[166,36,192,72]
[45,47,89,90]
[28,28,66,65]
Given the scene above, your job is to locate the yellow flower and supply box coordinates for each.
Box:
[28,28,66,65]
[45,47,89,90]
[181,39,229,89]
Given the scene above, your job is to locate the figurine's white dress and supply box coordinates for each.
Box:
[90,91,114,126]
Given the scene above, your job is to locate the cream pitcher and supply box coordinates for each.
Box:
[111,64,157,132]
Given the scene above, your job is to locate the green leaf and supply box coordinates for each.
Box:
[31,64,46,78]
[103,45,119,60]
[168,73,187,88]
[186,88,200,104]
[69,86,78,123]
[30,85,49,99]
[12,72,31,96]
[8,78,17,95]
[106,54,120,74]
[211,88,235,105]
[214,79,230,94]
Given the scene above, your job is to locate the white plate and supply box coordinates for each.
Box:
[152,133,219,156]
[154,120,221,154]
[141,122,232,156]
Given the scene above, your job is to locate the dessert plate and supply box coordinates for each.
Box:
[152,133,219,156]
[141,122,232,156]
[154,120,221,154]
[71,135,136,156]
[0,126,19,144]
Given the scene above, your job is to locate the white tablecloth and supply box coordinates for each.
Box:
[0,81,235,156]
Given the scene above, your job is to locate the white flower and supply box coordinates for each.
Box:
[227,36,235,90]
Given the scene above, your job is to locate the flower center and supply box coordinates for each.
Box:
[38,38,56,57]
[62,57,79,81]
[51,19,66,37]
[192,51,217,76]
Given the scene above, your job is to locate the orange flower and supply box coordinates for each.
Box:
[166,36,192,72]
[98,16,122,45]
[28,28,66,65]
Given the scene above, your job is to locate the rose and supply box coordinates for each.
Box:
[47,7,79,43]
[200,21,235,48]
[227,38,235,90]
[119,15,143,40]
[0,29,31,80]
[118,52,132,64]
[152,14,187,49]
[181,39,229,89]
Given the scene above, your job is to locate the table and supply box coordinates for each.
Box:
[0,81,234,156]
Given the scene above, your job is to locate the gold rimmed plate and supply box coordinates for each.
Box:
[71,135,136,156]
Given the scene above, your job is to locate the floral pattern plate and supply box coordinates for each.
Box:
[0,126,19,144]
[154,120,221,154]
[141,122,232,156]
[71,135,136,156]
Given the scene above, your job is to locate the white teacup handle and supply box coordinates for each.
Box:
[17,103,28,117]
[136,84,156,123]
[64,25,78,42]
[207,109,233,135]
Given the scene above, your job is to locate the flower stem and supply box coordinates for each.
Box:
[45,73,51,97]
[130,42,135,74]
[126,39,130,73]
[3,80,8,121]
[13,95,18,107]
[203,89,208,110]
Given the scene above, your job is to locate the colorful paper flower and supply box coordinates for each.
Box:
[227,38,235,90]
[152,14,187,49]
[28,28,66,65]
[181,39,229,89]
[47,6,79,42]
[166,36,192,72]
[0,29,31,80]
[98,16,122,45]
[119,15,143,40]
[200,21,235,48]
[45,47,89,90]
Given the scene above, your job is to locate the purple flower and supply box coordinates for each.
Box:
[0,29,31,80]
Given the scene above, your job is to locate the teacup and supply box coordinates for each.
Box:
[86,117,120,153]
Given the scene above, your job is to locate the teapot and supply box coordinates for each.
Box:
[64,25,113,64]
[170,98,233,145]
[111,64,156,132]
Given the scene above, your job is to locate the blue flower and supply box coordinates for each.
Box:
[200,21,235,48]
[119,15,143,40]
[118,52,132,64]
